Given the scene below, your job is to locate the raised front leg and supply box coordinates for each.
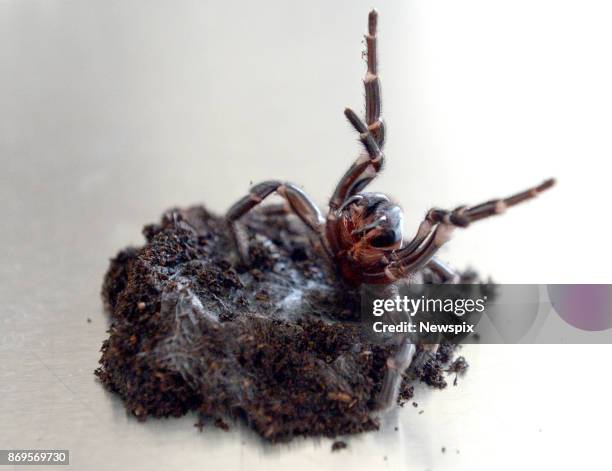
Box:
[364,9,385,147]
[328,10,386,212]
[327,10,389,255]
[328,109,385,212]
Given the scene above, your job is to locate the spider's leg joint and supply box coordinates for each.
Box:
[494,201,507,214]
[364,72,377,83]
[367,119,383,132]
[434,224,455,246]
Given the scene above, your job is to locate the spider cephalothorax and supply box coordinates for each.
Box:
[227,10,554,287]
[331,192,404,283]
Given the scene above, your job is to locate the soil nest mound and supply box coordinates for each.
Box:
[96,205,468,442]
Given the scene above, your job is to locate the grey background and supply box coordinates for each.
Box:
[1,1,611,470]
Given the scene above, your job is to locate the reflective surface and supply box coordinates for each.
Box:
[1,1,611,469]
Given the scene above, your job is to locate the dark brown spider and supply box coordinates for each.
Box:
[227,10,554,286]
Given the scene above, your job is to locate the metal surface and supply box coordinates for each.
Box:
[1,1,611,470]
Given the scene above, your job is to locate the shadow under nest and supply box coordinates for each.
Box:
[96,205,466,442]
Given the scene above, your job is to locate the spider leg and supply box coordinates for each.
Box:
[376,335,416,411]
[327,11,387,252]
[328,10,387,212]
[329,109,385,212]
[258,202,291,217]
[362,178,556,283]
[326,111,386,253]
[426,178,556,227]
[364,9,386,147]
[426,257,460,284]
[395,178,556,260]
[226,180,329,263]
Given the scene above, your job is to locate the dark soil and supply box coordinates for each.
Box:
[331,441,348,452]
[96,205,465,443]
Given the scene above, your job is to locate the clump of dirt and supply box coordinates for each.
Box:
[96,205,464,442]
[331,440,348,451]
